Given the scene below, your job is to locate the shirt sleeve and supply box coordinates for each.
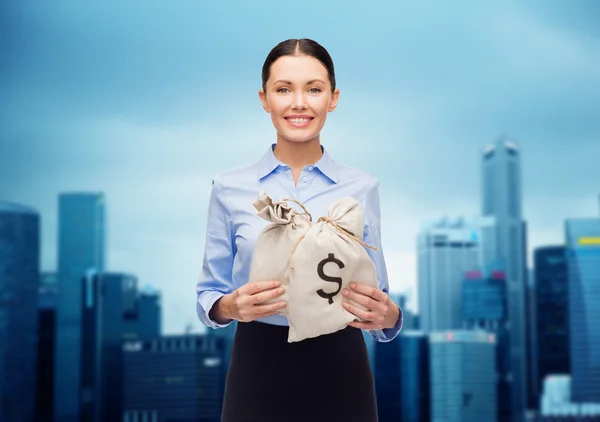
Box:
[361,180,403,343]
[196,176,236,329]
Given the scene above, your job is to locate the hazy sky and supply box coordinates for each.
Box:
[1,0,599,334]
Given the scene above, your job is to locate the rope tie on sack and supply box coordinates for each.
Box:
[279,198,313,229]
[288,215,378,271]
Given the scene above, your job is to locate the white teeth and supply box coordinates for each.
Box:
[288,118,310,123]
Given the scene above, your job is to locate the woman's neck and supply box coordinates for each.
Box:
[273,137,323,170]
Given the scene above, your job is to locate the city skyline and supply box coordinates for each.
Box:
[2,1,600,334]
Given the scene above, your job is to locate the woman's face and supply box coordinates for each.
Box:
[259,55,340,144]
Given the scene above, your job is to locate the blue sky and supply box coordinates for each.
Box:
[1,1,599,334]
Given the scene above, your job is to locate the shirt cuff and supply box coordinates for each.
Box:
[369,305,403,343]
[197,290,235,330]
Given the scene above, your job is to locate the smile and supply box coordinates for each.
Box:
[285,117,313,127]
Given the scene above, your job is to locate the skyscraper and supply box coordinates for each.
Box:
[123,334,228,422]
[80,272,140,422]
[481,136,527,421]
[462,269,507,324]
[540,375,600,419]
[532,246,569,410]
[462,268,511,421]
[430,330,498,422]
[0,202,40,422]
[36,272,58,422]
[401,332,431,422]
[565,218,600,402]
[374,329,402,421]
[206,318,237,372]
[373,330,430,422]
[54,193,106,422]
[367,293,409,372]
[123,285,162,342]
[417,215,496,331]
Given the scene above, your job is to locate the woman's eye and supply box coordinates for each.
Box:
[277,87,321,94]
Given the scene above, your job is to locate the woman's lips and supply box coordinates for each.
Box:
[284,117,313,128]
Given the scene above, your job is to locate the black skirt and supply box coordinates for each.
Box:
[221,320,378,422]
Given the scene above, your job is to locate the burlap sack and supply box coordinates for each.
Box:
[286,197,379,342]
[247,189,312,316]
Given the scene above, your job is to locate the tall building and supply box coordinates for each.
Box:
[462,268,511,422]
[565,218,600,402]
[54,193,106,422]
[80,272,136,422]
[417,215,496,331]
[430,330,498,422]
[374,330,430,422]
[366,293,410,373]
[36,272,58,422]
[123,285,162,342]
[374,328,402,421]
[540,375,600,419]
[0,202,40,422]
[80,272,162,422]
[392,293,417,330]
[123,334,228,422]
[401,332,431,422]
[526,267,538,412]
[462,268,507,324]
[206,317,237,372]
[532,246,569,410]
[481,136,528,421]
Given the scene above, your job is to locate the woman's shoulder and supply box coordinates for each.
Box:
[211,162,258,190]
[334,163,379,190]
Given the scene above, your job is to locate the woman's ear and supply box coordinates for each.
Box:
[328,88,340,112]
[258,90,270,113]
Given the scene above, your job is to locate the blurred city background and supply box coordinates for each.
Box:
[1,1,599,421]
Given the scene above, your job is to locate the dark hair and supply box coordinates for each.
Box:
[261,38,336,94]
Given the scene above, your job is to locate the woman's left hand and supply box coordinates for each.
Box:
[342,282,400,330]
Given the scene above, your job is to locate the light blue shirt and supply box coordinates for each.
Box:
[196,143,403,342]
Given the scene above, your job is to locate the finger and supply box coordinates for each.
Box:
[257,310,281,319]
[242,280,281,295]
[342,301,382,323]
[349,282,388,303]
[348,321,376,330]
[254,300,287,315]
[342,288,386,313]
[252,286,285,305]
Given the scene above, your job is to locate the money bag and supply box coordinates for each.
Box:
[247,189,312,317]
[286,197,379,342]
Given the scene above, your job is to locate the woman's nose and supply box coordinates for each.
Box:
[291,93,307,109]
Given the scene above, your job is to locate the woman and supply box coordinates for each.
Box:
[196,38,403,422]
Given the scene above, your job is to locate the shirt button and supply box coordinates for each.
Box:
[308,166,313,171]
[302,177,308,183]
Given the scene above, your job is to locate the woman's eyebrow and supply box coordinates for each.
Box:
[273,79,326,85]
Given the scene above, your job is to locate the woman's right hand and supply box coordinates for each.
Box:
[216,280,287,323]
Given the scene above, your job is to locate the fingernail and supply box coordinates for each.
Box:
[342,289,348,295]
[350,283,356,288]
[278,288,284,294]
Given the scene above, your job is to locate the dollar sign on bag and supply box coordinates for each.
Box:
[316,253,345,304]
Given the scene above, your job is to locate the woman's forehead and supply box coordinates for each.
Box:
[269,55,329,81]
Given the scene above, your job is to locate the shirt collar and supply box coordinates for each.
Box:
[256,143,339,183]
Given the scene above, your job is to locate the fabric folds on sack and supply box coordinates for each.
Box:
[246,189,312,317]
[286,197,378,343]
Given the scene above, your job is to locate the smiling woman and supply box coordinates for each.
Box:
[195,38,403,422]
